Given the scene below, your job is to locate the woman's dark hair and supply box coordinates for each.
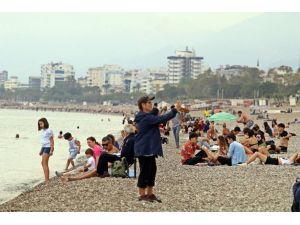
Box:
[38,118,49,131]
[102,136,111,143]
[247,129,255,137]
[63,132,72,140]
[87,136,100,146]
[106,134,115,144]
[263,122,273,137]
[85,148,94,156]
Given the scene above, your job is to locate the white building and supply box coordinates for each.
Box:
[4,76,19,90]
[86,65,125,94]
[167,47,204,85]
[128,68,168,94]
[216,65,244,80]
[41,62,75,88]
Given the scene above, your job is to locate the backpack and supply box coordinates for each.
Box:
[291,178,300,212]
[111,157,128,178]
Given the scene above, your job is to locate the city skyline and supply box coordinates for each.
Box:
[1,12,300,82]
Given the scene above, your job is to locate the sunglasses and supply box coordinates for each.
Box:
[102,143,109,147]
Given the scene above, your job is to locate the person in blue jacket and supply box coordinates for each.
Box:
[134,95,181,202]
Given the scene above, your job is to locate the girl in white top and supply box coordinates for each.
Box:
[38,118,54,183]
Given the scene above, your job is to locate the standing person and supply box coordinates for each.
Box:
[237,110,254,128]
[134,96,181,202]
[38,118,54,183]
[170,105,181,149]
[63,132,81,171]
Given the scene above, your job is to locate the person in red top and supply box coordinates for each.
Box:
[181,132,208,165]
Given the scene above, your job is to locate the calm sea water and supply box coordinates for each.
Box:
[0,109,123,204]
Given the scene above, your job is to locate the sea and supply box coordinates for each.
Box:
[0,109,123,204]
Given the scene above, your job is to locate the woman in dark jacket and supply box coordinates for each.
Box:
[134,96,181,202]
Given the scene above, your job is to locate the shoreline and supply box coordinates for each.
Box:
[0,156,87,206]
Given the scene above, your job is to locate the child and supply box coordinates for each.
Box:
[57,149,95,182]
[63,132,81,171]
[38,118,54,183]
[79,148,95,172]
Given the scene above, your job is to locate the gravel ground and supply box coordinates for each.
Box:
[1,113,300,212]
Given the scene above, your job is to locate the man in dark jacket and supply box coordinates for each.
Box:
[134,96,181,202]
[96,124,135,176]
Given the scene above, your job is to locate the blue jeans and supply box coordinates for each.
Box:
[173,125,180,148]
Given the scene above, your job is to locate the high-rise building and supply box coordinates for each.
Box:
[29,76,41,89]
[167,47,204,85]
[0,70,8,85]
[41,62,75,88]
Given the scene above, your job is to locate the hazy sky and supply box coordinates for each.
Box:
[1,12,298,83]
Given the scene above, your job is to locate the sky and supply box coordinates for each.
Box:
[0,12,299,83]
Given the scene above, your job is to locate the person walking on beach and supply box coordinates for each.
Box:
[38,118,54,183]
[170,105,181,149]
[63,132,81,171]
[134,96,181,202]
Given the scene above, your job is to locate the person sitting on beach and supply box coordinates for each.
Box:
[237,110,254,128]
[252,124,266,146]
[102,136,119,154]
[203,120,210,133]
[87,137,103,166]
[216,133,247,166]
[274,123,296,153]
[272,119,279,137]
[181,132,209,165]
[242,129,259,154]
[263,121,273,138]
[97,124,136,177]
[241,150,300,166]
[58,131,63,139]
[204,135,229,164]
[222,123,230,137]
[63,132,81,171]
[232,126,243,142]
[207,121,217,141]
[198,119,205,136]
[106,134,120,151]
[59,149,96,182]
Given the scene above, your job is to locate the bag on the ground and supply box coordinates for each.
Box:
[291,178,300,212]
[111,157,128,178]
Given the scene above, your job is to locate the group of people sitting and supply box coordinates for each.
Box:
[180,117,299,167]
[56,124,136,183]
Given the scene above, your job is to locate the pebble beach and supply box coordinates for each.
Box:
[1,112,300,212]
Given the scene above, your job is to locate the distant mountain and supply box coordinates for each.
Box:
[131,13,300,71]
